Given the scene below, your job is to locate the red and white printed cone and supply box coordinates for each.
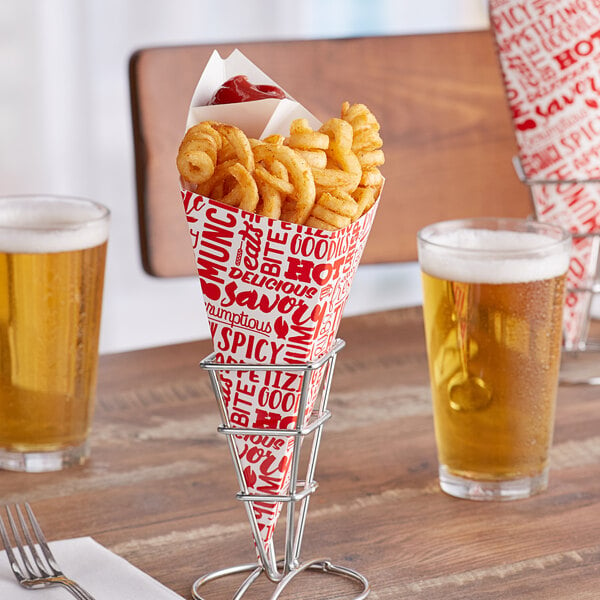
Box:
[182,189,379,554]
[489,0,600,348]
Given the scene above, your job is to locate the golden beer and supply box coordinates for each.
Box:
[418,218,571,500]
[0,196,109,471]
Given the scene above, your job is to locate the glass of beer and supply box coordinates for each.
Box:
[0,195,110,472]
[417,218,571,500]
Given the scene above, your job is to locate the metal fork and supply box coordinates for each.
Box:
[0,503,96,600]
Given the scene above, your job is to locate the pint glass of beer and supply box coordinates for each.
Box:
[417,218,571,500]
[0,195,110,472]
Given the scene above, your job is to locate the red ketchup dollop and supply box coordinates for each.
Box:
[209,75,287,105]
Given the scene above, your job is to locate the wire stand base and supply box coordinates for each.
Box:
[194,339,370,600]
[191,559,370,600]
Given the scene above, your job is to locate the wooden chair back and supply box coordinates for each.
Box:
[129,31,531,278]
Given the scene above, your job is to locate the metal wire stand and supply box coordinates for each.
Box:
[192,339,370,600]
[513,157,600,384]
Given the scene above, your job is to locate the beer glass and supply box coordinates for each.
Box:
[418,218,571,500]
[0,195,110,472]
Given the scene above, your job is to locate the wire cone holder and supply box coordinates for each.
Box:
[514,157,600,385]
[192,339,370,600]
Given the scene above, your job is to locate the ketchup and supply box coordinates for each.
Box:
[209,75,287,105]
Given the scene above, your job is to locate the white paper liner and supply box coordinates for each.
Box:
[185,49,320,136]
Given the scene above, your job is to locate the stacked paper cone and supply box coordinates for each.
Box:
[489,0,600,349]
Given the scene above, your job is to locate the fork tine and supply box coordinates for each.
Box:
[5,505,42,579]
[24,503,62,574]
[0,512,23,581]
[16,504,55,578]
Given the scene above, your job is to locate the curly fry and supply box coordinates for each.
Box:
[229,163,259,212]
[195,159,237,197]
[176,121,222,186]
[255,159,290,219]
[176,100,384,231]
[341,102,385,171]
[352,186,378,220]
[360,168,384,188]
[262,134,286,145]
[253,143,316,224]
[254,163,295,196]
[307,190,358,230]
[305,216,337,231]
[212,123,254,172]
[256,181,283,219]
[314,118,362,194]
[285,119,329,169]
[287,118,330,149]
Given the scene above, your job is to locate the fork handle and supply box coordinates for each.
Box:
[56,578,97,600]
[66,579,96,600]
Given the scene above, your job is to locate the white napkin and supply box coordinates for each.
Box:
[0,537,184,599]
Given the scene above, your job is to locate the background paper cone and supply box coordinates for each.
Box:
[489,0,600,347]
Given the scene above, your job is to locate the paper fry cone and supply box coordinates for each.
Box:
[183,190,378,551]
[489,0,600,347]
[178,49,382,555]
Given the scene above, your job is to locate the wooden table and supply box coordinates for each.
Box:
[1,307,599,599]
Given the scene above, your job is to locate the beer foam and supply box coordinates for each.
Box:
[419,229,570,283]
[0,199,109,253]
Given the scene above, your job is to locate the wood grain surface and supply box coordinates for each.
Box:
[130,31,532,277]
[1,308,599,599]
